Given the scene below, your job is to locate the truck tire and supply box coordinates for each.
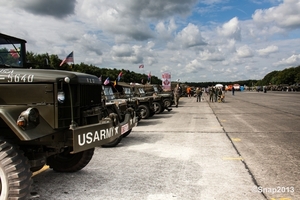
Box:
[0,140,32,200]
[101,109,122,148]
[101,136,123,148]
[163,99,172,107]
[47,148,94,172]
[153,102,162,114]
[138,104,150,119]
[149,109,155,117]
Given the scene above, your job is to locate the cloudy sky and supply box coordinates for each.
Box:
[1,0,300,82]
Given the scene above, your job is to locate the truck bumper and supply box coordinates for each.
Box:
[72,113,137,153]
[71,118,121,153]
[120,112,138,135]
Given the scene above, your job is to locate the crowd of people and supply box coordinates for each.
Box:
[173,84,227,107]
[207,86,226,103]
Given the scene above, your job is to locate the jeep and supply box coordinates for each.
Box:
[133,84,168,114]
[141,84,174,110]
[102,83,138,139]
[114,82,155,119]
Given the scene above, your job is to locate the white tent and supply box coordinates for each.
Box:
[215,84,223,88]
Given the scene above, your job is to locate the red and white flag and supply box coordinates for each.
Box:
[117,71,122,81]
[103,77,110,85]
[60,51,74,66]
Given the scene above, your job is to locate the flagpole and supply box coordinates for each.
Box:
[143,68,145,82]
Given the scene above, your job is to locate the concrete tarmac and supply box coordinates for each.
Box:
[31,91,299,200]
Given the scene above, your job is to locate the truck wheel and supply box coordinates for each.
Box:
[101,110,122,148]
[47,148,94,172]
[122,129,132,138]
[0,140,32,200]
[163,99,172,107]
[101,136,122,148]
[149,109,155,117]
[138,105,150,119]
[153,102,162,114]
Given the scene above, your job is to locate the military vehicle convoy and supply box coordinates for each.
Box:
[0,33,136,199]
[113,82,155,119]
[141,84,174,109]
[132,84,168,114]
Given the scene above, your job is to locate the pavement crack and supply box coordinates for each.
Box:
[209,103,268,200]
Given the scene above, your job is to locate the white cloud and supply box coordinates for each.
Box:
[199,49,225,61]
[257,45,279,56]
[217,17,241,41]
[273,54,300,66]
[111,45,143,64]
[155,19,177,41]
[184,59,205,73]
[236,45,254,58]
[252,0,300,30]
[174,23,207,48]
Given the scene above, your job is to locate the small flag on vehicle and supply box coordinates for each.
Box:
[117,71,122,81]
[104,77,110,85]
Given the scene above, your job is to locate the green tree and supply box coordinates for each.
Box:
[261,70,278,85]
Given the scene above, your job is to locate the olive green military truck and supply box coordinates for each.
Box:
[141,84,174,110]
[0,33,130,199]
[113,82,155,119]
[133,83,171,114]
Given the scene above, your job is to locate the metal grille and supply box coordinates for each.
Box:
[79,84,102,106]
[57,83,102,128]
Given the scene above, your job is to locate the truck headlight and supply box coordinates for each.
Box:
[57,91,65,103]
[17,108,40,130]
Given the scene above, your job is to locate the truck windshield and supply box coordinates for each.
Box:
[0,43,22,67]
[103,86,115,100]
[123,87,132,98]
[138,88,146,97]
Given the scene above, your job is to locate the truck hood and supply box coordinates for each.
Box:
[0,68,100,84]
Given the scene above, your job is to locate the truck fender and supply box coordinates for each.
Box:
[0,106,56,141]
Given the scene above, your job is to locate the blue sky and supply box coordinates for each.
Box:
[1,0,300,83]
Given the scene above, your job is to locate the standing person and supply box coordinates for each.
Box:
[200,88,203,101]
[209,86,214,102]
[217,88,223,102]
[195,87,202,102]
[187,87,191,98]
[232,86,235,95]
[174,83,182,107]
[214,87,218,102]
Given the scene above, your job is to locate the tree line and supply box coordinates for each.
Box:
[256,66,300,86]
[26,52,161,84]
[26,52,300,87]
